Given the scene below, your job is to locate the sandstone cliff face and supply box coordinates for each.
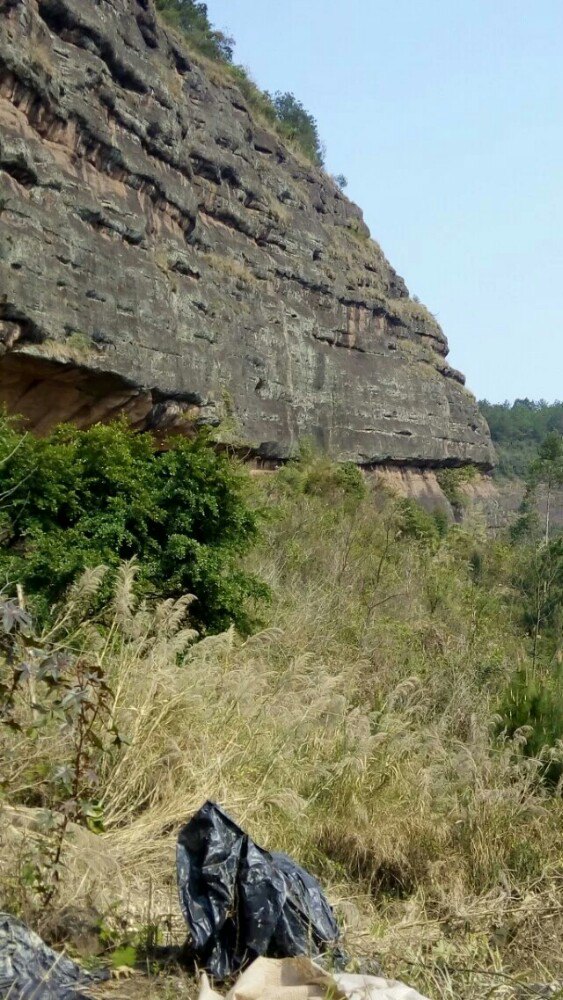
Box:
[0,0,494,466]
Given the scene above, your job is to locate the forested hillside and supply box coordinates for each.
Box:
[480,399,563,477]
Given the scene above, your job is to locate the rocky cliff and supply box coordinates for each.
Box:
[0,0,495,467]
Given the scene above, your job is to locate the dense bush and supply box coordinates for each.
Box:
[396,497,448,545]
[276,447,367,502]
[494,433,563,780]
[0,418,266,633]
[498,665,563,786]
[436,464,477,514]
[516,535,563,641]
[272,92,325,167]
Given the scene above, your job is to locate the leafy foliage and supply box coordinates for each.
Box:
[498,665,563,787]
[480,398,563,478]
[155,0,234,61]
[272,92,325,166]
[396,497,449,545]
[277,446,367,503]
[227,65,279,123]
[515,534,563,646]
[494,435,563,783]
[0,418,266,633]
[527,431,563,494]
[436,465,477,515]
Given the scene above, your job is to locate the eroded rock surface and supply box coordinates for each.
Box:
[0,0,494,466]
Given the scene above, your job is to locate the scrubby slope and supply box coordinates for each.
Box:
[2,459,562,999]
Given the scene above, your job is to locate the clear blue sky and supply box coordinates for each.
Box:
[206,0,562,403]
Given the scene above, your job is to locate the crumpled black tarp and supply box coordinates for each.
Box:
[0,911,109,1000]
[176,800,341,980]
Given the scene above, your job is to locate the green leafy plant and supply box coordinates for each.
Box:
[275,446,367,506]
[155,0,234,61]
[510,436,563,669]
[0,417,267,633]
[525,432,563,543]
[271,92,325,166]
[436,465,477,515]
[498,664,563,787]
[396,497,448,546]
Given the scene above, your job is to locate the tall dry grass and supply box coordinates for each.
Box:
[1,460,562,998]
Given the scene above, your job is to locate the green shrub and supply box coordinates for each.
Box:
[515,536,563,644]
[396,497,448,546]
[155,0,234,61]
[436,465,477,513]
[303,460,366,501]
[276,446,366,505]
[498,665,563,787]
[272,92,324,166]
[0,417,266,633]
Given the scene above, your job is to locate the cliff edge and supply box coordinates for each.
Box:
[0,0,494,467]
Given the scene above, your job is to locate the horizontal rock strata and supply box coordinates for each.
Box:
[0,0,494,467]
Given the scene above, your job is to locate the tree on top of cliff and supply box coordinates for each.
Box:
[272,92,325,167]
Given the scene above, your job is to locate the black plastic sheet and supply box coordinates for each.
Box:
[0,911,109,999]
[176,800,341,980]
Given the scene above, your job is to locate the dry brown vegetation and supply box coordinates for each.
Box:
[1,455,563,999]
[205,251,257,287]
